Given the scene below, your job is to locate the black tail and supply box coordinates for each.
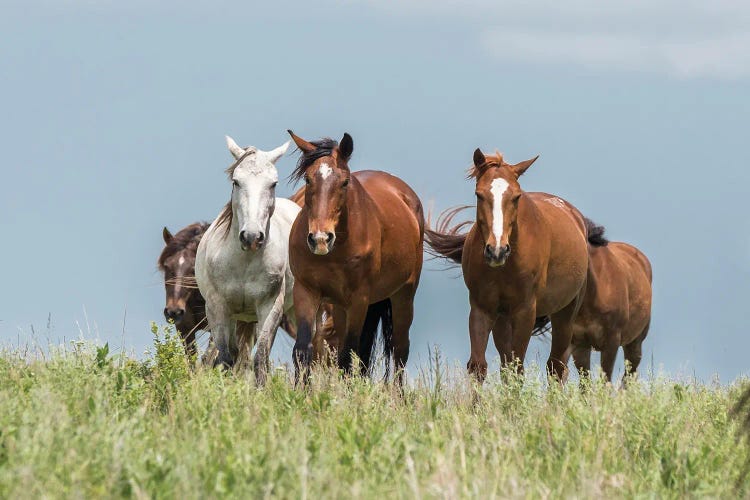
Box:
[584,217,609,247]
[532,316,552,337]
[358,299,393,381]
[424,206,474,265]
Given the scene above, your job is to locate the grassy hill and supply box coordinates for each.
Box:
[1,325,748,498]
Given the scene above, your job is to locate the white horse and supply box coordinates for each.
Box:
[196,136,299,384]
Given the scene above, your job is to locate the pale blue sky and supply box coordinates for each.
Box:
[1,1,749,381]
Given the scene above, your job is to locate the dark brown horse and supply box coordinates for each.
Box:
[425,149,590,382]
[287,131,425,383]
[536,221,653,382]
[158,223,210,356]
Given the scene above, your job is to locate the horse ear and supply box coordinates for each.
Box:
[268,141,290,164]
[163,227,173,244]
[339,133,353,161]
[225,135,245,160]
[287,130,316,154]
[511,155,539,177]
[473,148,486,168]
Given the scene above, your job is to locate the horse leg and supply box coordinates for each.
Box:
[491,315,512,373]
[390,285,418,386]
[509,304,537,375]
[334,299,369,375]
[467,298,495,384]
[233,321,255,369]
[279,314,297,339]
[571,343,592,379]
[253,288,286,386]
[203,299,236,369]
[358,303,386,377]
[292,282,321,385]
[548,302,579,383]
[622,328,646,386]
[599,339,620,383]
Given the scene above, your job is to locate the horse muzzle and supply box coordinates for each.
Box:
[307,231,335,255]
[484,243,511,267]
[164,307,185,323]
[239,230,265,251]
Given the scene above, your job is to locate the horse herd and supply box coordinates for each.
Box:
[158,130,652,386]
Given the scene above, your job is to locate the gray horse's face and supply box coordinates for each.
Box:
[226,136,289,251]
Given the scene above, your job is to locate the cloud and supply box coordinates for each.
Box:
[348,0,750,79]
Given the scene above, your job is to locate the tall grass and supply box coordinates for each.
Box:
[0,324,747,498]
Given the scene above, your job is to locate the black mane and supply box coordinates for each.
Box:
[289,138,339,183]
[158,222,209,269]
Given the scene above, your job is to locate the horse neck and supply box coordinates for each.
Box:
[509,193,543,251]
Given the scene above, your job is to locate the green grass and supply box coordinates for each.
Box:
[0,325,748,499]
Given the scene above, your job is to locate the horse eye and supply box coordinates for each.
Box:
[232,179,239,188]
[475,192,484,201]
[305,177,311,185]
[271,181,278,188]
[342,178,349,187]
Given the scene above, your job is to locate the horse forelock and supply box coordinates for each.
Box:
[225,148,259,180]
[158,222,209,269]
[467,152,507,179]
[289,138,340,183]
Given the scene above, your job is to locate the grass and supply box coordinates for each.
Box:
[0,324,748,499]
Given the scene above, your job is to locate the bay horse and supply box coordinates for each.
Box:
[287,130,425,384]
[535,221,653,382]
[425,149,590,382]
[196,136,301,384]
[158,222,209,356]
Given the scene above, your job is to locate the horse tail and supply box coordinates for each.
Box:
[358,299,393,381]
[532,316,552,337]
[584,217,609,247]
[424,206,474,265]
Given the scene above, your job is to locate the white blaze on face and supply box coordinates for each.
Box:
[178,256,186,266]
[489,178,510,250]
[318,163,332,180]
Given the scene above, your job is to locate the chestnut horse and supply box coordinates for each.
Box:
[535,221,653,382]
[425,149,590,382]
[158,222,210,356]
[287,130,424,384]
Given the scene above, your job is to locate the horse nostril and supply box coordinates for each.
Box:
[484,244,493,256]
[307,233,316,247]
[325,232,334,244]
[163,307,169,320]
[239,230,248,244]
[257,231,265,243]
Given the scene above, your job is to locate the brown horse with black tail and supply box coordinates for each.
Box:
[159,223,210,356]
[287,130,425,384]
[535,219,653,382]
[425,149,590,382]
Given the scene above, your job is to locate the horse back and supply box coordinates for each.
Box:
[353,170,425,236]
[524,192,589,314]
